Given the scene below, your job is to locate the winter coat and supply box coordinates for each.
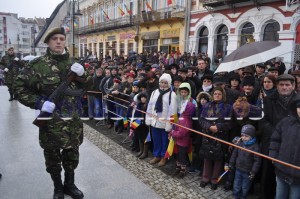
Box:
[145,88,177,132]
[229,140,261,175]
[199,101,232,161]
[171,99,196,147]
[269,113,300,184]
[259,91,299,154]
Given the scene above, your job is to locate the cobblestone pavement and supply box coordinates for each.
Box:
[83,120,238,199]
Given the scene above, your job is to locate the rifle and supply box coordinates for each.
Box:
[32,53,91,127]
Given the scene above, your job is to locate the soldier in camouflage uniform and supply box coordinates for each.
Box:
[14,27,86,199]
[0,47,19,101]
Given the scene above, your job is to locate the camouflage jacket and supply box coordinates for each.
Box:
[14,48,88,119]
[0,54,18,85]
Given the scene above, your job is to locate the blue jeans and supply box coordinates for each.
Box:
[233,169,252,199]
[151,126,168,158]
[276,176,300,199]
[94,97,103,118]
[114,105,125,126]
[88,95,95,118]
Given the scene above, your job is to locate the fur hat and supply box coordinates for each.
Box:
[196,92,212,103]
[159,73,172,87]
[44,27,66,43]
[242,76,255,87]
[233,97,250,118]
[241,124,256,138]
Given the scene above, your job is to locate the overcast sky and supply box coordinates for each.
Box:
[0,0,64,18]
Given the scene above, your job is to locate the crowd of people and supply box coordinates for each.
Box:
[83,52,300,199]
[1,30,300,198]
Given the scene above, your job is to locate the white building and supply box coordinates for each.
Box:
[188,0,300,69]
[0,12,46,58]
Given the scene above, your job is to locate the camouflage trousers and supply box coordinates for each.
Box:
[43,147,79,174]
[39,116,83,174]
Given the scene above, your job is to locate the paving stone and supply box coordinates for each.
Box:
[83,121,260,199]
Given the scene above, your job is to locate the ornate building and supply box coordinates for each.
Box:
[77,0,188,58]
[188,0,300,68]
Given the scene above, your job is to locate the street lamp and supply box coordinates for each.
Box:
[71,0,82,57]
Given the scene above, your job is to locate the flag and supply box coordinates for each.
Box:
[117,6,125,16]
[90,15,94,25]
[73,19,78,27]
[164,137,175,159]
[146,1,152,11]
[188,142,193,162]
[167,0,173,5]
[124,4,132,15]
[144,131,151,143]
[123,117,128,128]
[169,113,179,124]
[103,10,110,20]
[131,119,141,129]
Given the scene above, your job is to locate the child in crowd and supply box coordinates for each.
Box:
[169,83,196,178]
[229,124,261,199]
[130,92,149,159]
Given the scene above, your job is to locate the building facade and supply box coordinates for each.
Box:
[76,0,188,59]
[0,12,45,58]
[188,0,300,68]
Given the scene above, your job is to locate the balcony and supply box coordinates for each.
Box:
[140,5,186,26]
[76,16,135,35]
[200,0,262,14]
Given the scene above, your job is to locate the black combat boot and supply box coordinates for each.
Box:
[64,171,84,199]
[50,174,64,199]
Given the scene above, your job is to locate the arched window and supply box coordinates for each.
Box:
[198,26,208,54]
[263,20,280,41]
[216,24,228,57]
[240,22,254,46]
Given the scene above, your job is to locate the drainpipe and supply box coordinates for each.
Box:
[184,0,192,53]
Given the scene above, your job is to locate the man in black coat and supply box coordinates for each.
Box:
[259,74,299,199]
[269,97,300,199]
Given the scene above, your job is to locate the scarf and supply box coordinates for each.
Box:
[154,88,171,113]
[202,84,212,92]
[243,137,256,146]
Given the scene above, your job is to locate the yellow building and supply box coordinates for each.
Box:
[77,0,187,58]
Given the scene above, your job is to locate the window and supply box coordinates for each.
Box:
[263,20,280,41]
[216,24,228,58]
[240,22,254,46]
[198,26,208,54]
[143,39,158,54]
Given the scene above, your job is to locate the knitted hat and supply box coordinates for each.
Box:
[173,75,183,83]
[178,68,188,73]
[241,124,256,138]
[213,75,227,85]
[113,78,121,84]
[126,72,135,78]
[159,73,172,87]
[133,80,139,87]
[229,73,241,84]
[44,27,66,43]
[201,74,213,83]
[242,76,255,87]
